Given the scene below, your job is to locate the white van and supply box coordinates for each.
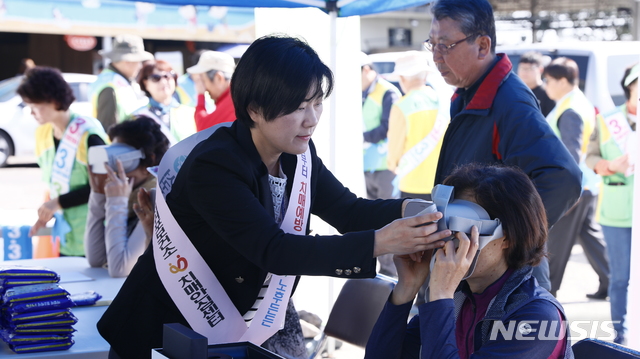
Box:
[497,41,640,113]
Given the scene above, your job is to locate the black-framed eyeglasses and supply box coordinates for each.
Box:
[149,72,176,82]
[423,34,475,55]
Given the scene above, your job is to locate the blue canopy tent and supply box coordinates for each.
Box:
[117,0,430,18]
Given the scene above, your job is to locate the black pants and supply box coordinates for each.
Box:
[547,190,610,294]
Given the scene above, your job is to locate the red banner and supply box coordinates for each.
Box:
[64,35,97,52]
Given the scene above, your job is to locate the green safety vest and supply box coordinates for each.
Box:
[35,114,108,256]
[546,88,594,155]
[362,78,400,172]
[596,104,635,228]
[90,68,147,124]
[546,88,600,191]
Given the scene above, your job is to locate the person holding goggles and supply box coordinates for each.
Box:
[85,116,170,277]
[365,163,572,359]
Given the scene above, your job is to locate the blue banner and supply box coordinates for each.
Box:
[2,226,33,261]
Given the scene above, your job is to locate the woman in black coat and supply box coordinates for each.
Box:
[97,35,450,359]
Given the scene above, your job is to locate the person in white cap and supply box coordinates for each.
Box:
[387,50,449,201]
[387,50,451,304]
[186,50,236,131]
[90,34,154,130]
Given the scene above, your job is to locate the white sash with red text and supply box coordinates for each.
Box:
[152,123,311,345]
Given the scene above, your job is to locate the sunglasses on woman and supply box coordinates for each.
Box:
[148,72,176,82]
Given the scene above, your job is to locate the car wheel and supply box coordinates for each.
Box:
[0,130,14,168]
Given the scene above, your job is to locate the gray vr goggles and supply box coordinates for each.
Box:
[88,143,146,174]
[405,184,504,279]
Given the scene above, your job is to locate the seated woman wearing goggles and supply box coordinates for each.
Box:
[365,163,571,359]
[85,116,170,277]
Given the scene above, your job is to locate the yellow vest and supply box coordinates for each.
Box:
[35,115,108,256]
[388,87,442,194]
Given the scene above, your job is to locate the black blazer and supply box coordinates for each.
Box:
[98,120,403,358]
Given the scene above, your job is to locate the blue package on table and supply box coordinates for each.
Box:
[10,308,73,323]
[0,277,60,290]
[13,327,76,335]
[9,338,74,353]
[0,267,59,280]
[8,296,74,314]
[1,330,72,345]
[2,283,69,304]
[11,313,77,329]
[69,291,102,306]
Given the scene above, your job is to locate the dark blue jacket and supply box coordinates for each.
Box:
[365,266,574,359]
[434,54,581,227]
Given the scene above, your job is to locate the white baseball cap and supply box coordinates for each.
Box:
[392,51,437,77]
[186,51,235,75]
[360,52,372,67]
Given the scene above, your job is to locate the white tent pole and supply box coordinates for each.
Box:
[325,7,338,356]
[628,62,640,349]
[329,9,337,174]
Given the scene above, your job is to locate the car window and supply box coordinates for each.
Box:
[372,61,395,75]
[69,82,91,102]
[510,53,589,92]
[0,76,22,102]
[608,55,638,106]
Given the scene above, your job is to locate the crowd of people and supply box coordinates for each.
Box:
[14,0,636,357]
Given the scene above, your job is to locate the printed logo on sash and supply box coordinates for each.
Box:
[152,122,312,345]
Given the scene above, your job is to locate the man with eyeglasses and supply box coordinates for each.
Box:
[187,51,236,131]
[91,34,154,130]
[426,0,581,292]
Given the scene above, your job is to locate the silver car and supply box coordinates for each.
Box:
[0,73,97,167]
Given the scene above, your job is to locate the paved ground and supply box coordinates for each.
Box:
[0,155,615,358]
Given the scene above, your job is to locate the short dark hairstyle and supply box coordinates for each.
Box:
[231,35,334,128]
[108,115,170,169]
[430,0,497,54]
[519,51,544,67]
[137,60,177,97]
[442,163,548,269]
[543,57,579,86]
[17,66,75,111]
[621,63,638,101]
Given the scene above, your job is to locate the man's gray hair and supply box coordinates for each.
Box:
[429,0,496,54]
[206,69,231,81]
